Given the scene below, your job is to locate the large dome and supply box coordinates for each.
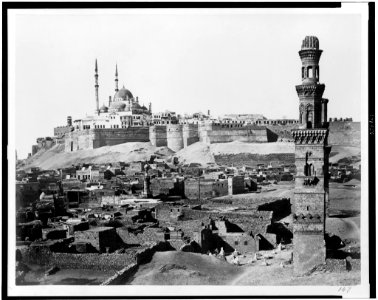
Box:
[114,86,133,100]
[110,101,126,111]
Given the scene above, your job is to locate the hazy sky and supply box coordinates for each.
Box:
[11,9,362,158]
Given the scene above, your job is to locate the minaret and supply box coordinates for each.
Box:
[115,64,119,93]
[94,59,100,114]
[291,36,331,275]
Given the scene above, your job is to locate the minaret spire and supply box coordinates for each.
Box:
[94,59,99,114]
[115,64,119,93]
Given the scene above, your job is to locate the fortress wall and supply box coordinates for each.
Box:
[167,124,184,152]
[64,128,149,152]
[183,124,199,148]
[328,121,360,146]
[199,124,268,143]
[149,126,167,147]
[65,130,95,152]
[92,128,149,148]
[266,124,299,142]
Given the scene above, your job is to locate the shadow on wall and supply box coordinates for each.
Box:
[258,198,292,221]
[266,223,293,244]
[266,128,279,142]
[256,233,275,251]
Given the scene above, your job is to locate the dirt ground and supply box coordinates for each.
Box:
[125,249,360,286]
[126,181,361,286]
[20,264,114,285]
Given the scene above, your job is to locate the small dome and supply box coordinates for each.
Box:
[99,104,108,113]
[301,36,319,50]
[114,86,133,100]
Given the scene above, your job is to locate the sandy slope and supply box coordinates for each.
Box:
[21,142,174,170]
[21,141,361,170]
[174,141,295,166]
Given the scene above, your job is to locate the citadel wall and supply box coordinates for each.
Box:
[328,121,360,146]
[199,123,268,144]
[183,123,200,148]
[149,125,167,147]
[166,124,184,152]
[64,128,149,152]
[62,119,360,153]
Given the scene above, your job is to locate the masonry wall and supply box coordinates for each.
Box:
[65,128,149,152]
[183,123,199,148]
[149,125,167,147]
[293,233,325,274]
[184,179,228,200]
[93,128,150,148]
[167,124,184,152]
[328,121,360,146]
[199,124,268,144]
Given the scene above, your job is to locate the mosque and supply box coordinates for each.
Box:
[58,60,152,152]
[75,60,152,130]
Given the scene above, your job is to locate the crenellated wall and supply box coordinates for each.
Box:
[328,121,360,146]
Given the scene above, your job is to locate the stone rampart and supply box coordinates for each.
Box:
[149,125,168,147]
[64,128,149,152]
[167,124,184,152]
[199,124,268,144]
[328,121,360,146]
[183,123,199,148]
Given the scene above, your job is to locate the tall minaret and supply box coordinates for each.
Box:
[115,64,119,93]
[94,59,100,114]
[292,36,331,275]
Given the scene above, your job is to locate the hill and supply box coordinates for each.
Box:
[19,141,360,170]
[19,142,174,170]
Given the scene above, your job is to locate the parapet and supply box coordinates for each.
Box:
[301,36,319,50]
[329,117,353,122]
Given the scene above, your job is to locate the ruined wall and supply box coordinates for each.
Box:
[167,124,184,152]
[180,208,273,236]
[22,241,171,272]
[149,125,167,147]
[183,123,199,148]
[217,232,257,254]
[328,121,360,146]
[184,179,228,200]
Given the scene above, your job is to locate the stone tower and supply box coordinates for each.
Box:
[292,36,331,274]
[94,59,99,114]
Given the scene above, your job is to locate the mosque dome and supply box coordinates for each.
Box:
[114,86,133,100]
[110,101,126,111]
[99,104,108,113]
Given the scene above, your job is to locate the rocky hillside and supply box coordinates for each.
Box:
[19,142,174,170]
[19,140,360,170]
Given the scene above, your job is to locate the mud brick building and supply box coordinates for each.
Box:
[291,36,331,274]
[74,226,118,253]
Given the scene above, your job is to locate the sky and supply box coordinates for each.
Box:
[11,9,363,159]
